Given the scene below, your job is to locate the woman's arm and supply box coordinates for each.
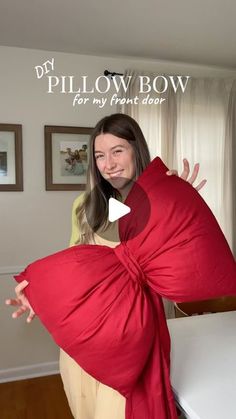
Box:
[5,165,206,321]
[69,193,85,246]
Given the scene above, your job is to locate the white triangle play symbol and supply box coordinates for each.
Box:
[108,197,131,222]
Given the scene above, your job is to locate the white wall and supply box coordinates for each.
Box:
[1,46,236,382]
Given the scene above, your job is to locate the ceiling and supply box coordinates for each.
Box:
[0,0,236,69]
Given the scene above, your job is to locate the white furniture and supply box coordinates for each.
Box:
[167,311,236,419]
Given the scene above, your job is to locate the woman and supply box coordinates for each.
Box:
[7,113,206,419]
[61,113,207,419]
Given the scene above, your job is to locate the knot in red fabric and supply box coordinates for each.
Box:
[114,243,146,287]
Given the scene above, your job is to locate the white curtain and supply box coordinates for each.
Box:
[121,70,236,253]
[119,70,169,162]
[174,77,232,243]
[120,70,236,318]
[223,80,236,254]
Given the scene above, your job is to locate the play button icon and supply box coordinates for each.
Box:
[108,198,131,222]
[85,176,150,242]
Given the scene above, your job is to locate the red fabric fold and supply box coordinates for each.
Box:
[14,157,236,419]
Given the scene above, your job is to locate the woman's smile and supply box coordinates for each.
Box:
[107,170,124,178]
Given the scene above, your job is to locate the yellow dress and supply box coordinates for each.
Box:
[59,194,126,419]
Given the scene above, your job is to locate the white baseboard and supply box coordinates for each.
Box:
[0,266,25,275]
[0,361,59,383]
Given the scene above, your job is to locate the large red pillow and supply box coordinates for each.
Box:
[15,157,236,419]
[119,157,236,301]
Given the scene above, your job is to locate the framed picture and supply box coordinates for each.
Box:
[44,125,93,191]
[0,124,23,191]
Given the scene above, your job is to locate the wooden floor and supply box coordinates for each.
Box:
[0,374,187,419]
[0,374,74,419]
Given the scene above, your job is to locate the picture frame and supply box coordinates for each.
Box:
[44,125,93,191]
[0,124,23,191]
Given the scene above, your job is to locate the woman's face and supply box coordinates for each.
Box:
[94,133,136,196]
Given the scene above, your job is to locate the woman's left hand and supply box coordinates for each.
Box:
[166,158,207,191]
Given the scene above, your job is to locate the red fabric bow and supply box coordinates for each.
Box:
[15,157,236,419]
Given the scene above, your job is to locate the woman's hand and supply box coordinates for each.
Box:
[5,280,35,323]
[166,158,207,191]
